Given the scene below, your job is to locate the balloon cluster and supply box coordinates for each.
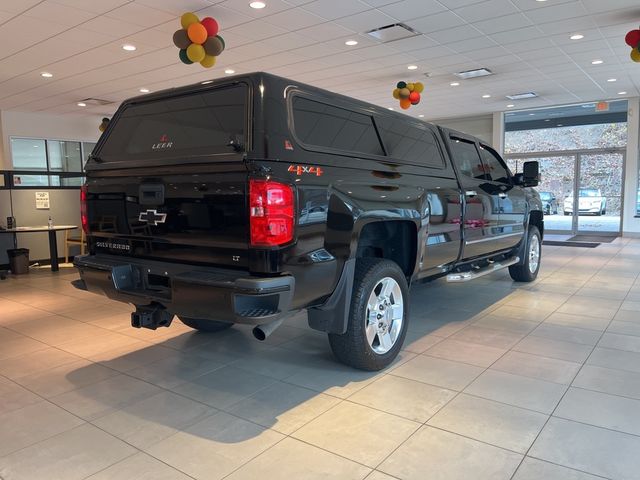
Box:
[173,13,225,68]
[625,29,640,63]
[99,117,110,133]
[392,81,424,109]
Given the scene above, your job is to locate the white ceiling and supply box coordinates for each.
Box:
[0,0,639,121]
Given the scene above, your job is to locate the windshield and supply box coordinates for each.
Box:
[579,189,601,197]
[96,83,247,162]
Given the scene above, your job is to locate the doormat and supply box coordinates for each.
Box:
[568,235,617,243]
[543,240,599,248]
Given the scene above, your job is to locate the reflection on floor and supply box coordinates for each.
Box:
[1,239,640,479]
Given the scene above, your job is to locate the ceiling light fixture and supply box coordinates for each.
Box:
[591,59,603,65]
[201,80,213,84]
[139,88,150,93]
[122,44,136,51]
[607,78,617,82]
[570,34,584,40]
[388,107,394,110]
[249,1,266,8]
[482,94,491,98]
[407,65,418,70]
[418,114,424,117]
[224,69,235,74]
[618,91,627,95]
[345,39,358,46]
[77,102,86,107]
[450,82,460,86]
[41,72,53,78]
[455,68,492,79]
[507,104,515,108]
[506,92,538,100]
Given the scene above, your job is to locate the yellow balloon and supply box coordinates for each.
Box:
[200,55,216,68]
[414,82,424,93]
[181,12,199,29]
[186,43,205,63]
[392,88,400,99]
[631,47,640,63]
[407,83,414,92]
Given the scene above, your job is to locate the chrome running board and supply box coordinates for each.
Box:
[446,256,520,283]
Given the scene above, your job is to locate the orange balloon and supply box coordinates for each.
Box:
[399,98,411,109]
[187,23,208,45]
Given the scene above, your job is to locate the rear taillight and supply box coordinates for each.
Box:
[80,184,88,234]
[249,179,294,246]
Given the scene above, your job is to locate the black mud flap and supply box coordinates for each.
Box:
[307,259,355,334]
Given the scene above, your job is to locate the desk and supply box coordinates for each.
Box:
[0,225,78,272]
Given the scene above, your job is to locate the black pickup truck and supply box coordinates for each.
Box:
[74,72,543,370]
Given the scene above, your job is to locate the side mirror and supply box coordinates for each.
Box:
[516,161,539,187]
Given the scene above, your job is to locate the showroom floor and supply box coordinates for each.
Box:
[1,240,640,480]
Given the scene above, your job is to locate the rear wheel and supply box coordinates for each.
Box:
[179,317,233,332]
[509,226,541,282]
[328,258,409,371]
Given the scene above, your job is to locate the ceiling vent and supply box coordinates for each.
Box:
[454,68,493,79]
[78,98,115,106]
[365,23,419,43]
[506,92,538,100]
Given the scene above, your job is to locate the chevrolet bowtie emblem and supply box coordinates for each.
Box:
[138,209,167,226]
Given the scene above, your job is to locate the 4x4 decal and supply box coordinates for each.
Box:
[288,165,324,176]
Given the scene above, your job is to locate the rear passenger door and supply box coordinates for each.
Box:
[478,144,526,250]
[446,135,503,259]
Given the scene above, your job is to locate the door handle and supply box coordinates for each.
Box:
[465,190,478,197]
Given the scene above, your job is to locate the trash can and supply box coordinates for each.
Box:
[7,248,29,275]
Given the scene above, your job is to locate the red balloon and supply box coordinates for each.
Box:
[625,29,640,48]
[201,17,219,37]
[409,91,420,102]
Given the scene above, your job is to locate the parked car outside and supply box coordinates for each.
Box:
[539,191,558,215]
[564,188,606,216]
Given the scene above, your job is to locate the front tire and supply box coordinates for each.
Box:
[509,226,541,282]
[328,258,409,371]
[179,317,233,332]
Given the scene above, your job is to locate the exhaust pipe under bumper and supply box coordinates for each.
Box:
[252,318,284,341]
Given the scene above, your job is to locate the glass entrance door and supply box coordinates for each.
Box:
[576,152,624,234]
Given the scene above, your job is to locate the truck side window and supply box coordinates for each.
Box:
[377,120,444,168]
[479,145,511,184]
[449,138,486,180]
[292,97,384,156]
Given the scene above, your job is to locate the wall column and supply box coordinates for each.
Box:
[623,97,640,236]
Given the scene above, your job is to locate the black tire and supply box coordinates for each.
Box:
[179,317,233,332]
[509,226,541,282]
[328,258,409,371]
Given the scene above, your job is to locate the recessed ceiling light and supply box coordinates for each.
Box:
[618,91,627,95]
[388,107,394,110]
[224,69,235,74]
[450,82,460,86]
[139,88,150,93]
[591,59,603,65]
[77,102,86,107]
[407,65,418,70]
[455,68,492,79]
[249,1,266,8]
[570,34,584,40]
[607,78,617,82]
[507,104,515,108]
[418,114,424,117]
[40,72,53,78]
[482,94,491,98]
[122,44,136,51]
[506,92,537,100]
[345,40,358,46]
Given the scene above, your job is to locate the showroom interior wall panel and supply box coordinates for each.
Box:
[623,97,640,235]
[433,114,493,145]
[9,189,83,262]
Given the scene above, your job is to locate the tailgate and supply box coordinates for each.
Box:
[86,164,249,268]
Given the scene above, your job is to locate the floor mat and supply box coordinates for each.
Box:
[568,235,617,243]
[543,240,599,248]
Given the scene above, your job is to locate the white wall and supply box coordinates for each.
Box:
[432,114,494,145]
[0,110,101,169]
[623,97,640,236]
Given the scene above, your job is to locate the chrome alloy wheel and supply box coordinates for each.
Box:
[528,233,540,274]
[365,277,404,354]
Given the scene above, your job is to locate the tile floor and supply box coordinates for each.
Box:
[1,239,640,479]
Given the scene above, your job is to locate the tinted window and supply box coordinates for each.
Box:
[449,138,485,179]
[98,84,247,161]
[479,145,511,183]
[292,97,384,156]
[378,120,444,168]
